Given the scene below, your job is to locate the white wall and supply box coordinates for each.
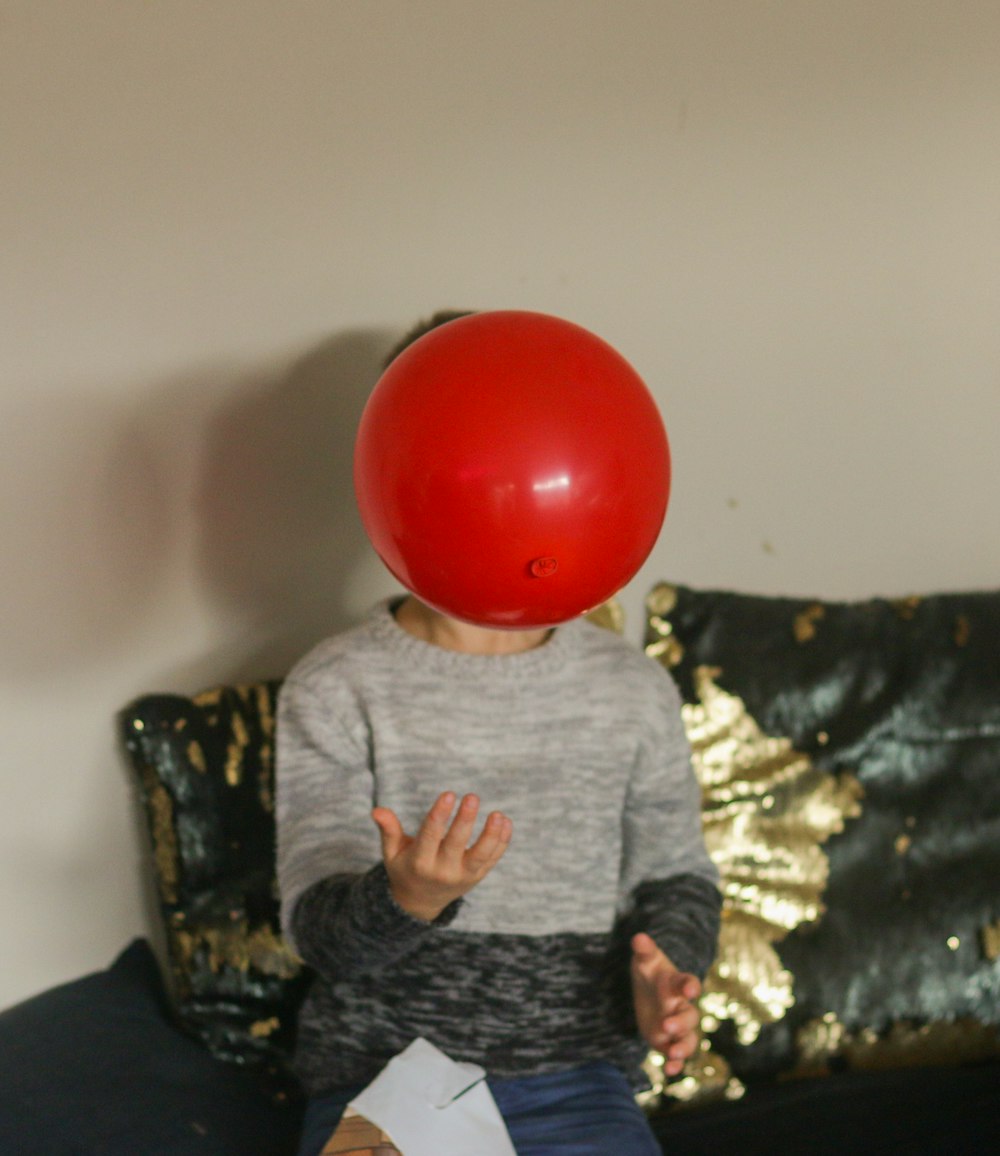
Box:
[2,0,998,1009]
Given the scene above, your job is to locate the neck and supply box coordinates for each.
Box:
[393,597,552,656]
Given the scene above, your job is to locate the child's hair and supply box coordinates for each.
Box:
[382,310,475,368]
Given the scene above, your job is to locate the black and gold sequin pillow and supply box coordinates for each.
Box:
[644,582,1000,1097]
[121,684,309,1081]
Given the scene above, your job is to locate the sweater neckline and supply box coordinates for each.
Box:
[368,599,583,677]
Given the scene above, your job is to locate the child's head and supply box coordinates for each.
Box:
[383,310,474,369]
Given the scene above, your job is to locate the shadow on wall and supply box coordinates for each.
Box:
[0,330,394,994]
[119,328,392,974]
[194,327,394,684]
[0,328,394,688]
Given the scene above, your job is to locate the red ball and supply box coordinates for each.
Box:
[354,310,670,628]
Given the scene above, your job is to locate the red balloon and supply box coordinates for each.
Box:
[354,310,670,629]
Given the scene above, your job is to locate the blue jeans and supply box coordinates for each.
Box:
[297,1061,660,1156]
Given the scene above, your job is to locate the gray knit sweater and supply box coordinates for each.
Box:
[276,601,720,1095]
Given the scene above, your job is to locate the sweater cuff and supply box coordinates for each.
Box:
[368,862,464,931]
[630,873,722,979]
[292,863,463,975]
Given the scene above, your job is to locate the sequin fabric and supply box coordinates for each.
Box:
[121,682,308,1081]
[644,582,1000,1095]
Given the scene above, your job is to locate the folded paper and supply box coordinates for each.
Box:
[345,1037,516,1156]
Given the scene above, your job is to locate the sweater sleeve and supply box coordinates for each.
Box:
[291,865,461,977]
[275,674,458,978]
[619,666,722,979]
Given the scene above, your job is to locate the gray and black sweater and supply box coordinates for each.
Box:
[276,601,721,1096]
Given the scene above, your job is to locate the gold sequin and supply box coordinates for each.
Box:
[174,921,302,980]
[891,595,922,621]
[187,741,207,774]
[250,1016,281,1039]
[640,1037,745,1111]
[584,598,625,635]
[793,604,825,643]
[643,662,863,1102]
[646,583,678,618]
[683,667,862,1042]
[853,1020,996,1070]
[981,920,1000,961]
[635,1051,666,1109]
[791,1015,1000,1075]
[139,765,180,904]
[259,742,274,812]
[645,584,685,667]
[894,834,912,856]
[792,1011,848,1076]
[256,684,276,737]
[954,616,971,646]
[224,711,250,787]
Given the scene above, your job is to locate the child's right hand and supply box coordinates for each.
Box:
[371,791,513,922]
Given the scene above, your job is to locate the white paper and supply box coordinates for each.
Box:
[348,1037,517,1156]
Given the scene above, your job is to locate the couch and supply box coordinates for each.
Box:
[2,582,998,1155]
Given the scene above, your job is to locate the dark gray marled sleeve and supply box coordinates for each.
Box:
[291,864,461,978]
[627,873,722,979]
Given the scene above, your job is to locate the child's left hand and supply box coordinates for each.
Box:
[630,932,702,1077]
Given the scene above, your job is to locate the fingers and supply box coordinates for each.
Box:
[439,793,481,856]
[646,1002,700,1050]
[406,791,457,864]
[631,935,701,997]
[371,806,404,860]
[631,937,700,993]
[663,1024,700,1075]
[661,1004,700,1046]
[383,791,511,883]
[375,791,512,921]
[631,931,703,1074]
[651,1010,701,1074]
[631,932,659,966]
[416,790,458,838]
[665,972,701,1005]
[655,971,697,1021]
[663,1052,691,1078]
[657,961,701,1003]
[417,793,512,872]
[465,811,513,871]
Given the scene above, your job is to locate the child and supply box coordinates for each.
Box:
[276,316,721,1156]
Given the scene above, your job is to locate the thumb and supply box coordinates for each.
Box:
[631,932,659,965]
[372,807,404,861]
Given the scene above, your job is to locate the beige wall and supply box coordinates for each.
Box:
[2,1,998,1008]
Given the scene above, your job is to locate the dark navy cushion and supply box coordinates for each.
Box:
[0,939,302,1156]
